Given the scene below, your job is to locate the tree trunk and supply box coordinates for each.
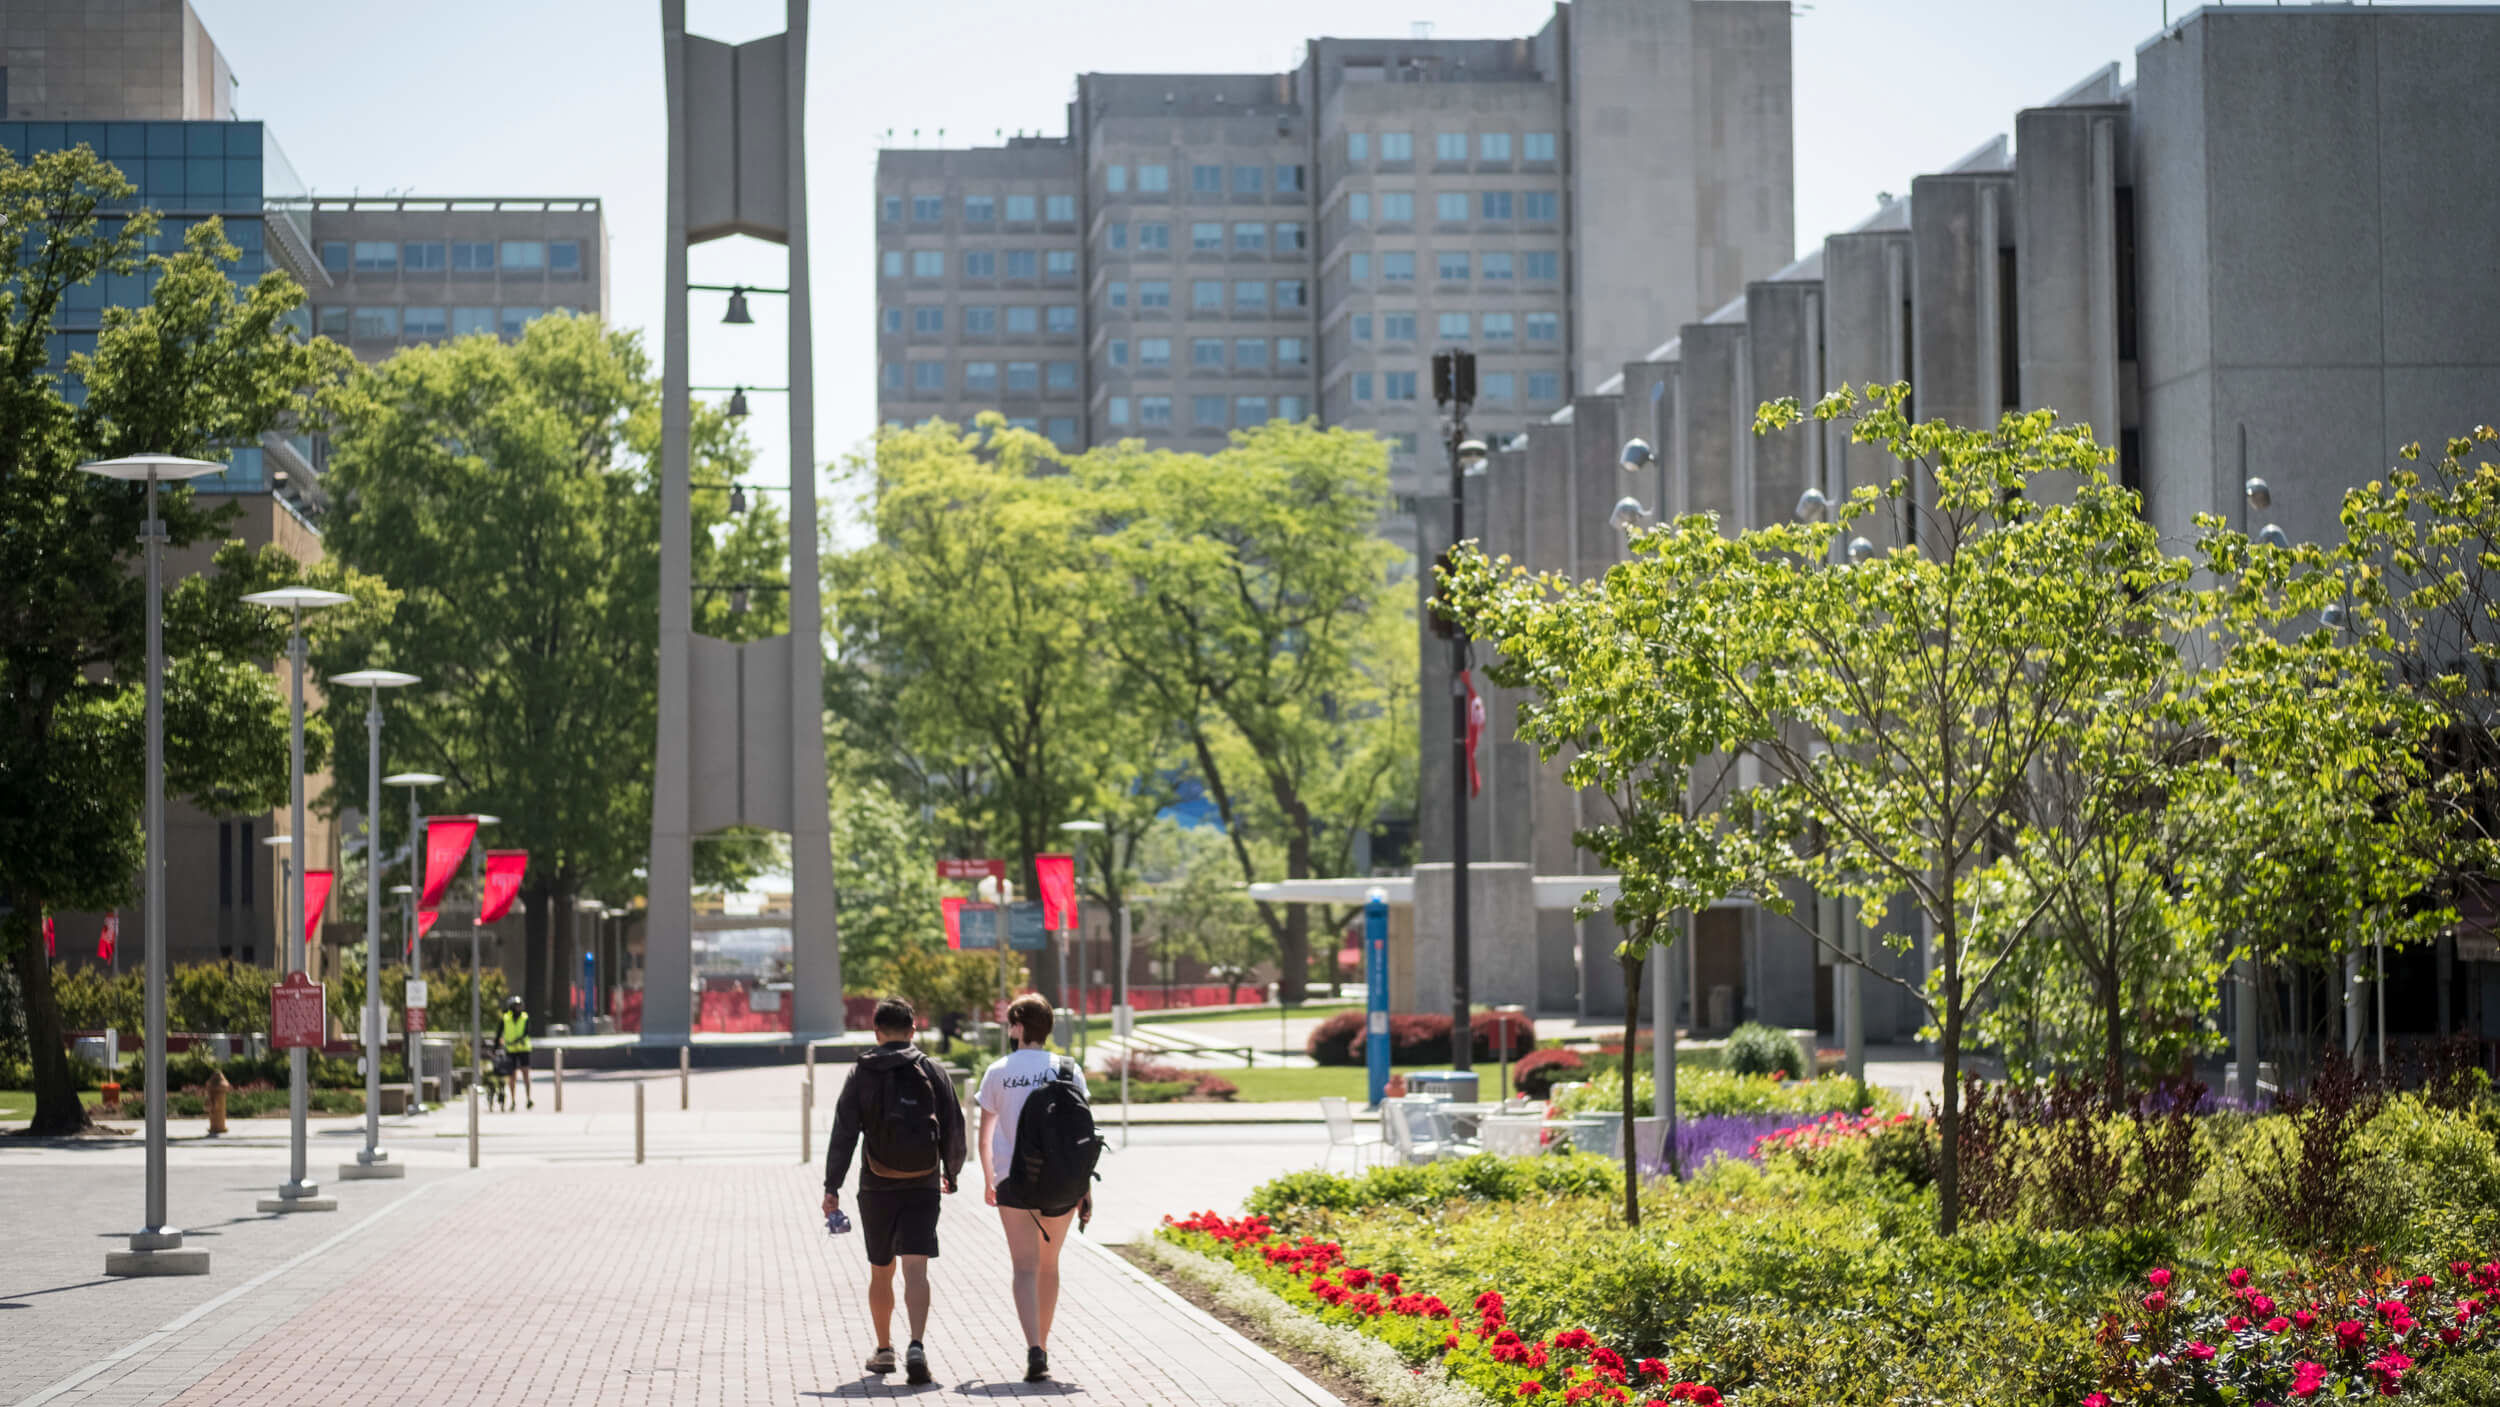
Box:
[522,877,553,1027]
[1938,950,1964,1237]
[1277,822,1312,1004]
[8,910,94,1136]
[2101,932,2126,1094]
[1621,947,1645,1229]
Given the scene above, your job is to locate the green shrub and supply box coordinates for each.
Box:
[1242,1152,1621,1220]
[1724,1021,1807,1079]
[1551,1066,1884,1119]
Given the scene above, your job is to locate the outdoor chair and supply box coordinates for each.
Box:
[1319,1096,1384,1170]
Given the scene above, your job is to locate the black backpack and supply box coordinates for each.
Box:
[859,1052,945,1180]
[1004,1057,1101,1218]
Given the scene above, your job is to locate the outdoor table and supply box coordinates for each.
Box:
[1478,1112,1548,1157]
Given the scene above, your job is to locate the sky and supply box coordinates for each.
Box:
[189,0,2193,537]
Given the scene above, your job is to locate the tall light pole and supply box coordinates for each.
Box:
[387,773,442,1109]
[85,452,224,1278]
[1061,820,1105,1063]
[1431,351,1487,1072]
[467,816,501,1096]
[242,585,351,1214]
[334,670,419,1181]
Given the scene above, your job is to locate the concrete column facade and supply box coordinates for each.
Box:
[1411,863,1536,1016]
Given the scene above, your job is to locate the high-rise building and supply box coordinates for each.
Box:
[873,0,1795,523]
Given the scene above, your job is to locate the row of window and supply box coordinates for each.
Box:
[1348,190,1558,223]
[1350,369,1560,403]
[321,240,581,275]
[1105,221,1307,254]
[1351,311,1557,344]
[1106,394,1309,429]
[880,248,1079,280]
[883,360,1080,394]
[1103,279,1308,312]
[882,192,1080,225]
[314,305,565,340]
[1107,336,1308,369]
[1346,131,1557,166]
[1102,164,1306,196]
[882,304,1082,336]
[1347,250,1558,283]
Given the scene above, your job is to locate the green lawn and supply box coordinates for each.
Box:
[1072,998,1362,1042]
[0,1089,109,1123]
[1176,1063,1525,1103]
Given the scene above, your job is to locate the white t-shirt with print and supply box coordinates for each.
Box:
[975,1047,1090,1187]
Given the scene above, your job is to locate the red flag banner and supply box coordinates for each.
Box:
[303,870,335,943]
[1463,669,1486,799]
[479,850,528,923]
[418,909,440,938]
[1035,853,1076,932]
[941,896,966,950]
[98,910,118,963]
[420,815,479,908]
[42,913,55,958]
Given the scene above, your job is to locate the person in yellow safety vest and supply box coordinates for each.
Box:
[500,996,535,1109]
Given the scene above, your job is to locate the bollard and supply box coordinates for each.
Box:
[553,1046,564,1113]
[634,1080,646,1164]
[467,1087,479,1168]
[805,1040,817,1102]
[802,1079,813,1163]
[679,1044,690,1110]
[206,1068,230,1137]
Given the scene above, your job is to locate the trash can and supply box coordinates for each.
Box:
[1405,1069,1481,1103]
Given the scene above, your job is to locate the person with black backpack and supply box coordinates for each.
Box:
[823,996,966,1385]
[975,992,1102,1384]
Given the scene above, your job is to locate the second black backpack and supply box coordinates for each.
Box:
[1003,1057,1101,1218]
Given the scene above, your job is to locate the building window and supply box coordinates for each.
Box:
[1275,279,1305,308]
[1352,315,1372,342]
[1380,132,1412,162]
[353,240,397,272]
[499,306,541,337]
[316,306,349,337]
[1524,132,1557,162]
[1381,251,1415,282]
[1234,337,1267,366]
[1278,394,1305,421]
[1347,132,1369,162]
[963,361,997,392]
[1005,250,1038,279]
[1353,372,1373,401]
[1138,164,1169,192]
[351,306,399,339]
[882,250,903,278]
[913,306,944,334]
[1007,194,1036,222]
[1140,395,1172,425]
[1350,193,1370,224]
[1234,222,1265,252]
[1350,253,1370,282]
[1480,132,1513,163]
[1235,395,1269,425]
[1138,281,1171,308]
[883,307,904,334]
[912,361,947,393]
[1048,305,1077,333]
[1524,191,1559,221]
[1435,131,1468,163]
[1193,394,1225,426]
[1438,251,1470,281]
[1234,165,1263,195]
[1046,250,1076,276]
[1379,192,1413,223]
[1437,311,1470,341]
[882,361,902,391]
[912,195,943,221]
[404,306,447,338]
[321,241,349,274]
[1007,418,1039,433]
[1006,306,1039,334]
[1007,362,1039,393]
[1191,165,1222,194]
[1481,192,1513,220]
[1139,337,1172,365]
[881,195,902,223]
[1108,223,1127,251]
[1192,280,1223,310]
[1109,395,1131,425]
[1385,370,1418,400]
[1275,222,1305,251]
[917,250,949,277]
[1047,416,1078,445]
[1106,165,1128,193]
[499,241,546,271]
[1110,338,1128,366]
[966,195,996,222]
[1523,250,1559,280]
[550,241,582,273]
[1481,371,1515,402]
[1481,312,1514,341]
[453,241,496,272]
[1384,312,1416,342]
[1276,164,1305,193]
[1108,281,1127,308]
[1482,252,1515,281]
[453,307,495,336]
[1137,223,1170,250]
[1192,337,1225,367]
[1046,194,1075,222]
[1193,222,1224,252]
[404,241,446,271]
[964,306,998,333]
[1234,281,1267,310]
[1436,192,1468,223]
[1528,371,1561,401]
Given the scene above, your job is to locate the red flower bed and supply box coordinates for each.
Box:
[1751,1108,1913,1163]
[1164,1210,1725,1406]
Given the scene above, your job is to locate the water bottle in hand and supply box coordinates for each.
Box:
[825,1208,852,1236]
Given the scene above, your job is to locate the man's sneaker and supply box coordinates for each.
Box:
[1025,1347,1049,1383]
[905,1341,931,1385]
[865,1346,897,1375]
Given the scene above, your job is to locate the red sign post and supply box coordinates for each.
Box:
[270,971,327,1050]
[937,858,1006,881]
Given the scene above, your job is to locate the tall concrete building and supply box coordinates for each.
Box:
[1434,5,2500,1038]
[872,0,1795,521]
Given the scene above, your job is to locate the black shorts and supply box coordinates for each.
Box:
[508,1049,532,1070]
[856,1188,942,1265]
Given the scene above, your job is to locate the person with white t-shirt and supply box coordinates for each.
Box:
[975,993,1092,1383]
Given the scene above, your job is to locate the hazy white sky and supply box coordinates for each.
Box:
[193,0,2192,528]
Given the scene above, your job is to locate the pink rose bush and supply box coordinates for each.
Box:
[2090,1259,2500,1402]
[1165,1210,1727,1406]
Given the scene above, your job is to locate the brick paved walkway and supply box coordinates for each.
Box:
[12,1164,1335,1407]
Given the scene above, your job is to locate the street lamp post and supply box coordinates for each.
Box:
[467,816,501,1097]
[242,585,352,1215]
[386,773,443,1109]
[1061,820,1106,1065]
[86,452,225,1278]
[1431,351,1486,1074]
[334,670,419,1182]
[977,874,1014,1056]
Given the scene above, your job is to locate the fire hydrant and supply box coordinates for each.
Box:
[206,1069,229,1137]
[98,1080,121,1116]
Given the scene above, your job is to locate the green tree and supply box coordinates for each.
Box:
[1136,823,1274,995]
[828,753,945,987]
[1085,423,1418,1002]
[0,145,364,1134]
[316,314,777,1026]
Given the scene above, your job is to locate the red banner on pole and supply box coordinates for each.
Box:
[418,909,440,938]
[303,870,335,944]
[941,896,966,950]
[97,910,118,963]
[1463,669,1485,798]
[479,850,528,923]
[1035,853,1076,932]
[419,815,479,908]
[42,913,54,958]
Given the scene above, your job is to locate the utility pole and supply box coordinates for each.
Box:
[1433,351,1487,1073]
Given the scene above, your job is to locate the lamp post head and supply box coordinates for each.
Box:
[241,586,352,612]
[1609,497,1650,533]
[730,584,751,615]
[77,453,227,483]
[2256,524,2292,551]
[389,884,413,896]
[1619,438,1655,472]
[728,483,748,515]
[1795,486,1831,523]
[473,814,501,827]
[331,669,420,690]
[727,387,751,419]
[2321,601,2350,631]
[1455,439,1489,477]
[384,772,445,787]
[1846,535,1877,564]
[2244,476,2273,512]
[723,287,754,325]
[262,834,294,850]
[1059,819,1106,834]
